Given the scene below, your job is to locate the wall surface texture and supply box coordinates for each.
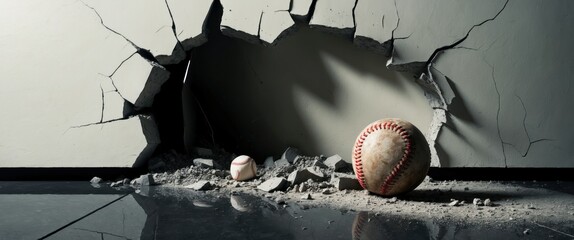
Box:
[1,0,572,168]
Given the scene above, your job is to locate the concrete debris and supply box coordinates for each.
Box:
[322,189,333,195]
[281,147,301,163]
[473,198,483,206]
[264,156,275,169]
[323,154,350,172]
[110,180,124,187]
[312,160,328,169]
[258,177,289,192]
[275,196,286,204]
[90,176,102,184]
[301,193,313,200]
[331,173,362,190]
[275,158,292,168]
[287,167,325,185]
[299,183,308,192]
[139,174,156,186]
[484,198,494,206]
[448,199,461,207]
[309,0,356,35]
[193,158,217,169]
[186,180,212,191]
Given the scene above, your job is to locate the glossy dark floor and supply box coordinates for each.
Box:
[1,181,572,240]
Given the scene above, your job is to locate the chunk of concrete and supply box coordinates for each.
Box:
[90,177,102,184]
[287,167,325,185]
[331,173,362,190]
[275,158,291,168]
[139,174,156,186]
[281,147,301,163]
[264,156,275,169]
[193,158,217,169]
[312,160,328,169]
[290,0,314,19]
[186,180,212,190]
[165,0,214,50]
[324,154,350,172]
[257,177,289,192]
[353,0,397,56]
[309,0,356,35]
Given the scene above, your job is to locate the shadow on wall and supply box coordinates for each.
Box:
[186,5,422,160]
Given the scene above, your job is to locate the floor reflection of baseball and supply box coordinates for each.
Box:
[352,118,430,196]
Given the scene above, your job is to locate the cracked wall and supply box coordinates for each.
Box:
[1,0,573,168]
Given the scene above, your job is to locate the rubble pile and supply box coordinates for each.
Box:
[148,147,363,196]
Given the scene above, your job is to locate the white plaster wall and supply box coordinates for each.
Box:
[0,0,163,167]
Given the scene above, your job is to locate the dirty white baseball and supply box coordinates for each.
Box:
[230,155,257,181]
[352,118,431,196]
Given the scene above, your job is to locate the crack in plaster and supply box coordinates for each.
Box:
[163,0,186,55]
[404,0,509,166]
[390,0,399,40]
[486,60,509,167]
[351,0,358,34]
[99,84,105,123]
[512,95,553,158]
[70,116,138,129]
[423,0,510,71]
[81,1,165,68]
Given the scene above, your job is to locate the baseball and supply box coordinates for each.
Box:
[352,118,430,196]
[230,155,257,181]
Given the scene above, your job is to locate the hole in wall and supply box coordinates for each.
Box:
[150,1,432,163]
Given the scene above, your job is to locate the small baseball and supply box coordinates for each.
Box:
[230,155,257,181]
[352,118,430,196]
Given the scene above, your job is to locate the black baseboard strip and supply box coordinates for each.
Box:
[0,168,146,181]
[428,167,574,181]
[0,167,571,181]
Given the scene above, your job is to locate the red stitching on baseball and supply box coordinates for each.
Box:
[353,122,384,190]
[379,124,414,195]
[232,157,251,165]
